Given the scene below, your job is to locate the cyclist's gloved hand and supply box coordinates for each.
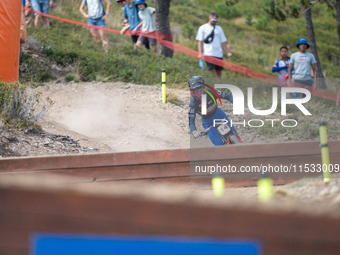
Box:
[192,131,201,139]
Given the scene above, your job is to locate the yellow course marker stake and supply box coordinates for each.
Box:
[257,178,273,202]
[162,69,166,104]
[319,122,331,183]
[212,174,225,197]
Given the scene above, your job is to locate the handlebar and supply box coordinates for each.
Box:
[199,111,233,137]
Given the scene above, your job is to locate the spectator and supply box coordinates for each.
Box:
[23,0,35,27]
[116,0,126,8]
[132,0,157,53]
[120,0,149,49]
[31,0,54,28]
[289,38,317,90]
[79,0,111,52]
[196,12,232,78]
[272,46,290,87]
[20,4,27,66]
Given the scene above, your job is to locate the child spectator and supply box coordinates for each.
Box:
[132,0,157,53]
[289,38,317,88]
[23,0,34,27]
[79,0,111,52]
[31,0,54,28]
[272,46,290,87]
[120,0,149,49]
[115,0,126,8]
[20,4,27,66]
[120,23,130,35]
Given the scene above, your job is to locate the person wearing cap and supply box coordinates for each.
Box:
[289,38,317,90]
[79,0,111,52]
[132,0,157,53]
[115,0,126,8]
[120,0,150,49]
[196,12,232,78]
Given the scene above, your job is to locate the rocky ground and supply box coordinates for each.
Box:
[0,124,98,158]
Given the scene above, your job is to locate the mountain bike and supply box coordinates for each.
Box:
[200,112,243,145]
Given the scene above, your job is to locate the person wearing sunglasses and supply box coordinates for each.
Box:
[196,12,232,78]
[188,76,240,146]
[116,0,126,7]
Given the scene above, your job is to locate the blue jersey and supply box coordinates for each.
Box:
[272,58,290,79]
[188,89,233,132]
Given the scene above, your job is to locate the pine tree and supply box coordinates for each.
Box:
[246,12,253,26]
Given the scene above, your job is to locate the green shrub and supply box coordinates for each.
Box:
[215,2,242,19]
[64,73,80,82]
[181,22,195,39]
[255,14,272,32]
[0,81,52,126]
[42,47,79,66]
[19,54,52,83]
[246,12,253,26]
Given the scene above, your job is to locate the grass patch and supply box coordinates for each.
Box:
[167,91,183,106]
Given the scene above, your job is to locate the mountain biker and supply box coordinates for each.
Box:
[188,76,241,146]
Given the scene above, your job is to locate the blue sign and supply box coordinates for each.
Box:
[32,234,261,255]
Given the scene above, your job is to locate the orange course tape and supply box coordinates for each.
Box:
[23,7,340,105]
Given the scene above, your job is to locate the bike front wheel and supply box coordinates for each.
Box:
[229,135,241,144]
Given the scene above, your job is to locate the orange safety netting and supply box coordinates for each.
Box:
[0,1,22,82]
[20,7,340,105]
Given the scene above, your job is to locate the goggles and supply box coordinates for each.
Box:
[191,89,205,97]
[211,19,219,23]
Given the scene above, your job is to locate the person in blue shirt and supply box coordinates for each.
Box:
[120,0,149,49]
[272,46,290,87]
[188,76,241,146]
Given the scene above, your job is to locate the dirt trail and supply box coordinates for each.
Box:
[35,80,293,153]
[36,81,191,152]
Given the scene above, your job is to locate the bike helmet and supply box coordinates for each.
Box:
[188,76,205,90]
[188,76,206,99]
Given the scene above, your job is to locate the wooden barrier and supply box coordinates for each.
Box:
[0,175,340,255]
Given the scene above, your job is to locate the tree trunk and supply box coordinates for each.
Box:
[336,0,340,50]
[304,8,327,89]
[155,0,174,58]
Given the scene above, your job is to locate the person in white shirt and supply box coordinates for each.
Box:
[79,0,111,52]
[196,12,232,78]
